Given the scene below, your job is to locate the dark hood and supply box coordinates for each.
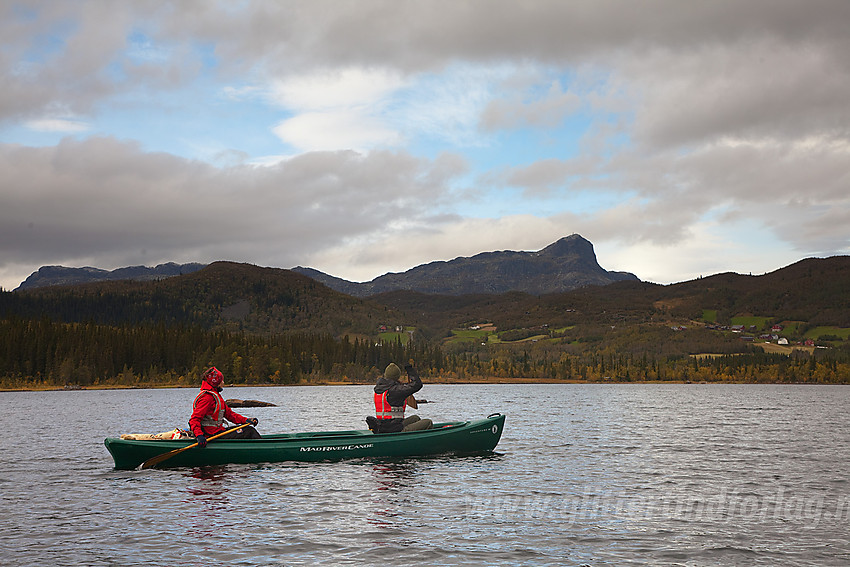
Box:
[374,376,397,394]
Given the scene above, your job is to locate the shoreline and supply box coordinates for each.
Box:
[2,377,847,392]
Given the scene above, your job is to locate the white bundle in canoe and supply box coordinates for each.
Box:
[120,428,193,441]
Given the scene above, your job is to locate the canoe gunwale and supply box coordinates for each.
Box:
[113,420,472,446]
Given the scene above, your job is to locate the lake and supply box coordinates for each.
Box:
[4,383,850,566]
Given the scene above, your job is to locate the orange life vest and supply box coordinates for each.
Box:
[374,391,406,420]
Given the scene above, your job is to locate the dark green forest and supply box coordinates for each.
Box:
[0,316,442,388]
[2,315,848,388]
[2,258,850,388]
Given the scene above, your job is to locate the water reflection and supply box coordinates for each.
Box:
[185,464,230,484]
[371,460,416,490]
[183,465,231,538]
[368,460,419,528]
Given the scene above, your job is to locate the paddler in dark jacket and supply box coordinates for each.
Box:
[372,362,432,433]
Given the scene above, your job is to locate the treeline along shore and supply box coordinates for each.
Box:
[2,316,849,390]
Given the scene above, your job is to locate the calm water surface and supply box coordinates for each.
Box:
[3,383,850,566]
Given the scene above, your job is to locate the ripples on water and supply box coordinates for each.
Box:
[4,384,850,566]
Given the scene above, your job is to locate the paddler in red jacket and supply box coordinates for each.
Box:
[189,367,260,447]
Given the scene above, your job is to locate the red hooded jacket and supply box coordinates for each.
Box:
[188,380,249,437]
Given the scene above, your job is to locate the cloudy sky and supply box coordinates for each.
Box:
[2,1,849,291]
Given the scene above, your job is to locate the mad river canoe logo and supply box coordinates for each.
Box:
[300,443,375,452]
[470,424,499,435]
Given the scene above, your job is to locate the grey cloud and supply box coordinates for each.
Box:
[0,138,464,273]
[796,207,850,254]
[500,156,602,194]
[7,1,850,121]
[1,2,200,121]
[495,131,850,253]
[620,39,850,150]
[480,81,582,131]
[182,1,850,73]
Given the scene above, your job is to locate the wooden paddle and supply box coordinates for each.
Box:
[139,423,251,469]
[405,358,418,409]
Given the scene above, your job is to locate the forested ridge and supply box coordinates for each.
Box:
[2,257,849,388]
[0,262,395,335]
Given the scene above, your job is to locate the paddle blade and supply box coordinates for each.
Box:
[139,443,197,469]
[136,423,245,469]
[134,423,248,469]
[406,395,418,409]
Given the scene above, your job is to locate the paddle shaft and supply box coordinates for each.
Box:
[139,422,253,469]
[404,360,417,409]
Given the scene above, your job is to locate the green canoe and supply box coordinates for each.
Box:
[105,413,505,470]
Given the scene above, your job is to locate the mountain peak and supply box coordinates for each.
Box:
[540,234,593,257]
[295,235,638,296]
